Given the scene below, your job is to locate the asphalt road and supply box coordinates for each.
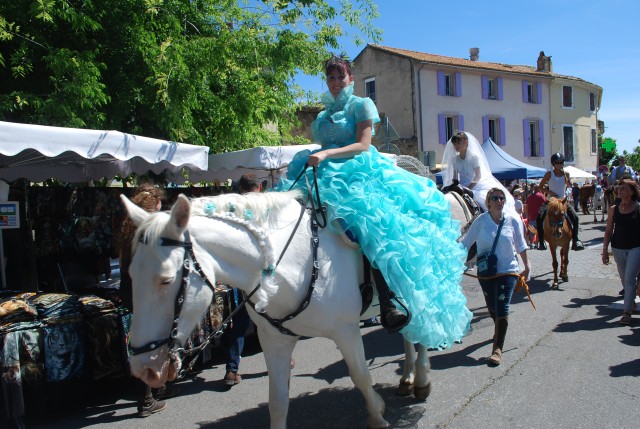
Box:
[18,212,640,429]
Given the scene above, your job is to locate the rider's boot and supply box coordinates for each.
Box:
[371,267,411,333]
[568,209,585,250]
[572,228,585,251]
[536,214,547,250]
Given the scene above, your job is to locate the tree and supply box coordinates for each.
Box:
[622,145,640,173]
[599,136,618,168]
[0,0,381,152]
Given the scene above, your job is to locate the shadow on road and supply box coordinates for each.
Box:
[195,383,427,429]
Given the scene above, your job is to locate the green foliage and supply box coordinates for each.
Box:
[0,0,381,152]
[621,146,640,173]
[599,137,617,167]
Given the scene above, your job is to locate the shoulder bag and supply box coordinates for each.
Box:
[476,216,505,277]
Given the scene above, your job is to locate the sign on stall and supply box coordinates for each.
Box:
[0,202,19,229]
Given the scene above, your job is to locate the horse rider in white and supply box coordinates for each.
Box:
[442,131,519,218]
[536,152,585,251]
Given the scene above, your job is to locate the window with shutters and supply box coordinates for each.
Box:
[562,85,573,108]
[562,125,575,161]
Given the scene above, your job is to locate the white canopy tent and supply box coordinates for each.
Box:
[187,144,321,187]
[0,121,210,290]
[186,144,398,188]
[564,165,597,181]
[0,121,210,182]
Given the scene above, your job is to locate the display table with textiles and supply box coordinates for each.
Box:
[0,289,231,424]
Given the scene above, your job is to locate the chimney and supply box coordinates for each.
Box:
[536,51,552,72]
[469,47,479,61]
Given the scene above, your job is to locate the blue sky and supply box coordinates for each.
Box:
[297,0,639,154]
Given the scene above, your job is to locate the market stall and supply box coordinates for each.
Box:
[0,121,214,425]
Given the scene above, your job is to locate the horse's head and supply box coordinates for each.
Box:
[121,193,215,388]
[547,197,569,239]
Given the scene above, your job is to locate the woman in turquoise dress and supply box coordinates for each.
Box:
[280,56,471,349]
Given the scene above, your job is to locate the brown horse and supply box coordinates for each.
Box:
[543,197,572,288]
[579,183,595,214]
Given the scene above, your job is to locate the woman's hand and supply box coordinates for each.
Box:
[520,266,530,281]
[307,150,329,167]
[602,252,610,265]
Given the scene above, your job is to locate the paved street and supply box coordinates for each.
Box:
[21,212,639,429]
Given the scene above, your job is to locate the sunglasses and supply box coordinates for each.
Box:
[554,161,564,165]
[490,195,506,202]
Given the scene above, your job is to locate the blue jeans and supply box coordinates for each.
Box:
[612,247,640,313]
[479,275,517,319]
[226,289,251,373]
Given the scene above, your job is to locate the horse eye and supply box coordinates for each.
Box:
[160,278,174,286]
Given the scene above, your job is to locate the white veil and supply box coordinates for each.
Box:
[441,132,516,213]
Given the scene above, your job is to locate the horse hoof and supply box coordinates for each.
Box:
[413,382,432,401]
[561,276,568,282]
[551,283,559,289]
[396,380,414,396]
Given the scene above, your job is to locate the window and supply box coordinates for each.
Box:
[482,116,505,145]
[437,71,461,97]
[482,76,503,100]
[591,129,597,154]
[365,78,376,103]
[522,80,542,104]
[523,119,545,158]
[438,113,464,144]
[562,125,575,161]
[589,92,596,112]
[562,85,573,108]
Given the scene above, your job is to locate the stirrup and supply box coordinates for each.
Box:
[380,291,412,333]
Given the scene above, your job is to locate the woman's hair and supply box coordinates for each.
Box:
[324,54,353,76]
[450,131,468,144]
[130,183,166,212]
[618,178,640,201]
[485,187,505,209]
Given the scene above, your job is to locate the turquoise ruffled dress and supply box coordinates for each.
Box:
[279,84,471,349]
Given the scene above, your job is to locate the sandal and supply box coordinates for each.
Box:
[619,312,632,325]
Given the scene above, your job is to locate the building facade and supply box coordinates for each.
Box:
[353,45,602,173]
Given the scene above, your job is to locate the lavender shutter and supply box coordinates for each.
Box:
[458,114,464,131]
[497,78,504,100]
[437,72,445,96]
[539,120,545,156]
[455,72,462,97]
[536,82,543,104]
[522,80,528,103]
[482,116,489,141]
[438,114,446,144]
[499,117,506,146]
[481,76,488,99]
[523,119,531,157]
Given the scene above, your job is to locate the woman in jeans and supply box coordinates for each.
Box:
[602,179,640,325]
[461,188,530,366]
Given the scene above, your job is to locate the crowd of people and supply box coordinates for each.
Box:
[116,55,639,418]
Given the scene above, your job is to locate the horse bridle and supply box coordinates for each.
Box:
[129,192,321,374]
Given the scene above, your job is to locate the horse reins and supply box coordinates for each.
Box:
[130,187,322,375]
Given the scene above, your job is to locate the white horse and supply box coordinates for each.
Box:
[122,190,471,429]
[592,185,606,222]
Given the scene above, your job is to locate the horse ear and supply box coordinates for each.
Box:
[561,196,568,204]
[120,194,150,227]
[170,194,191,231]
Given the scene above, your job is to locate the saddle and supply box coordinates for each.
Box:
[441,180,482,218]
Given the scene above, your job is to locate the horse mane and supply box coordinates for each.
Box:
[547,196,567,211]
[190,190,303,313]
[131,190,303,313]
[190,190,302,230]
